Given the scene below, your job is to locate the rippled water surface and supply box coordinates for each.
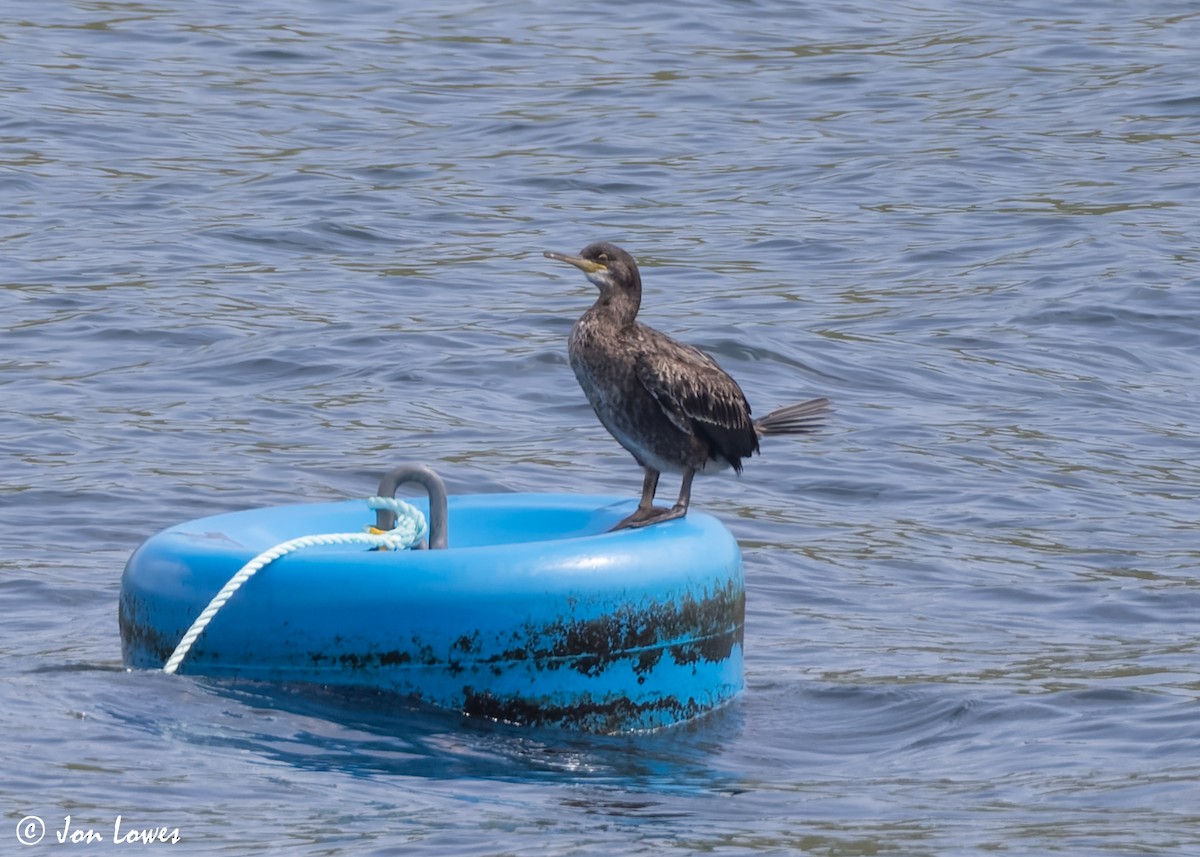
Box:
[3,1,1199,854]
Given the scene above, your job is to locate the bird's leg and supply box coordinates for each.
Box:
[613,468,693,530]
[638,466,660,508]
[670,469,695,516]
[637,468,692,526]
[612,467,663,530]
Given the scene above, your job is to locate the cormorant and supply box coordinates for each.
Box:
[544,241,830,530]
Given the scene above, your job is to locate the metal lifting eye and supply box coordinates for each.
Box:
[375,463,448,549]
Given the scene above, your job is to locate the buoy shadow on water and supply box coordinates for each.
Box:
[110,675,748,791]
[120,470,745,734]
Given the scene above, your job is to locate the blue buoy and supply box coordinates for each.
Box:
[120,466,745,732]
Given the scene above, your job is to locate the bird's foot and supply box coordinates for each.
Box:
[611,504,687,531]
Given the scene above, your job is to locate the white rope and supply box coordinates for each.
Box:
[163,498,427,675]
[364,495,429,546]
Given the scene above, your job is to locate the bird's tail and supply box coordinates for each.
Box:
[753,397,832,437]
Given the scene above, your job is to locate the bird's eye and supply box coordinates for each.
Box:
[598,253,609,262]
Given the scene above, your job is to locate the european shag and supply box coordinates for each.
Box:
[544,241,831,530]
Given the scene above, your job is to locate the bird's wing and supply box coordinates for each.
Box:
[633,326,758,464]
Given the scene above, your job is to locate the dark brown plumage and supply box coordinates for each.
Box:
[544,241,830,530]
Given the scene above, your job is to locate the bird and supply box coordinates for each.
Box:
[543,241,830,530]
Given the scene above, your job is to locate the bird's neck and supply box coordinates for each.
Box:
[592,284,641,327]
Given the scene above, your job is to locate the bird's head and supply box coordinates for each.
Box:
[544,242,641,306]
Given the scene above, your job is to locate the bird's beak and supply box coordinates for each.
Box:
[543,250,607,274]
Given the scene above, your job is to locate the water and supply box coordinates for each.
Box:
[3,0,1199,853]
